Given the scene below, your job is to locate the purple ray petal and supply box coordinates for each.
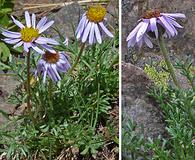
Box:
[38,59,46,67]
[48,67,58,82]
[47,67,56,81]
[89,22,95,45]
[76,16,88,39]
[3,38,21,44]
[94,24,102,44]
[13,41,23,48]
[51,64,61,81]
[36,17,47,30]
[136,21,149,42]
[165,29,172,38]
[56,61,70,73]
[99,22,114,38]
[144,35,153,48]
[161,13,186,19]
[164,17,178,35]
[43,64,48,83]
[59,52,69,61]
[137,38,143,48]
[23,42,29,52]
[150,17,158,38]
[126,22,143,41]
[159,16,175,37]
[127,35,136,48]
[11,16,25,29]
[76,14,87,34]
[2,30,21,38]
[26,42,32,48]
[25,11,31,28]
[38,21,54,33]
[41,44,56,53]
[166,17,183,28]
[32,13,36,28]
[35,37,59,45]
[82,22,92,43]
[56,62,66,72]
[31,44,45,54]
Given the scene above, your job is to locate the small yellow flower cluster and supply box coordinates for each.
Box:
[144,61,170,89]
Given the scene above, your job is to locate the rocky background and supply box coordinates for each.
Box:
[0,76,20,124]
[122,0,195,154]
[122,62,166,138]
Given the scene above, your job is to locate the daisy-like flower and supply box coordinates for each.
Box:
[36,51,71,83]
[76,5,114,45]
[126,9,186,48]
[1,11,59,54]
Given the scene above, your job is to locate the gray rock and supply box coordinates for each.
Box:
[46,3,84,39]
[106,0,119,29]
[122,62,166,138]
[0,75,20,125]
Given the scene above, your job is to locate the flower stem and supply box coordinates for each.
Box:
[158,35,180,88]
[48,80,53,109]
[27,51,31,110]
[93,82,100,131]
[68,43,85,75]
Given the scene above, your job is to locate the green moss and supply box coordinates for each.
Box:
[144,60,170,89]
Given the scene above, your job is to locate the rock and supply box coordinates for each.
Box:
[0,75,20,125]
[46,3,84,39]
[175,69,192,89]
[13,0,75,16]
[106,0,119,30]
[122,62,166,139]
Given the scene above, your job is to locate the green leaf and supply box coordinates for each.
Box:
[80,147,89,155]
[0,14,11,27]
[7,144,14,159]
[0,0,5,8]
[0,61,10,69]
[0,8,12,14]
[40,125,50,133]
[11,45,23,53]
[0,0,14,10]
[91,147,98,154]
[0,42,10,61]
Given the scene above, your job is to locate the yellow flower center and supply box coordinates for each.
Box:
[43,52,60,64]
[86,5,106,22]
[20,27,39,42]
[143,9,161,19]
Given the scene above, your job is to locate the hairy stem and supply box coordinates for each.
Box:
[68,43,85,75]
[48,80,53,109]
[27,51,31,110]
[93,82,100,130]
[158,36,180,88]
